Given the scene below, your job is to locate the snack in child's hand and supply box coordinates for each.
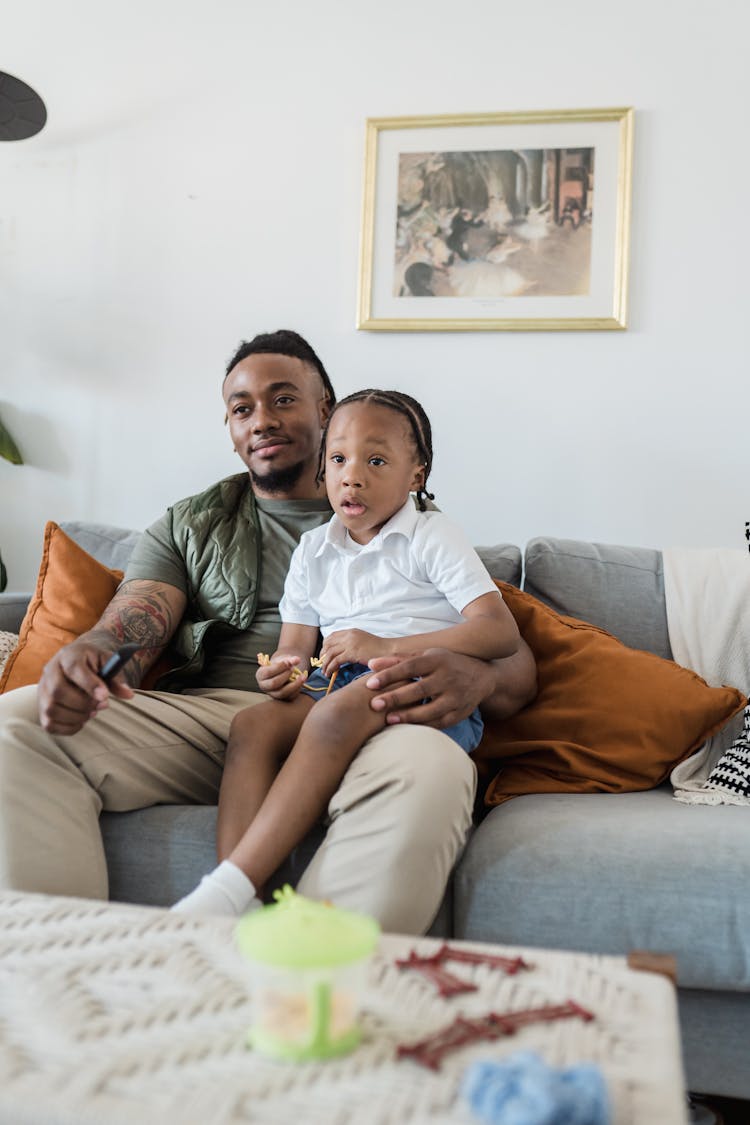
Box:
[257,652,304,683]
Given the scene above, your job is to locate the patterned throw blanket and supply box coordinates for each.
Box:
[665,548,750,805]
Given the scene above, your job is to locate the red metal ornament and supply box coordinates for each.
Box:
[395,943,533,997]
[397,1001,595,1070]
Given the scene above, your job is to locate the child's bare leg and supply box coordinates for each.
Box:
[216,696,314,860]
[228,678,387,891]
[172,694,313,917]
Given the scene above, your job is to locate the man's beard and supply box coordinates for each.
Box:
[249,459,306,495]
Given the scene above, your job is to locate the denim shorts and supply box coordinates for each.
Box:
[300,662,484,754]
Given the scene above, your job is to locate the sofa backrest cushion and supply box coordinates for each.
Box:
[59,521,141,572]
[57,523,523,589]
[475,545,522,587]
[523,537,671,659]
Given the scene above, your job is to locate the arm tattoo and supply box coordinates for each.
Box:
[91,581,181,687]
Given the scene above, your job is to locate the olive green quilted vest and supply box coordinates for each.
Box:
[155,473,260,688]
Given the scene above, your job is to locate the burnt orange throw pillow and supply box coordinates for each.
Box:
[0,522,124,693]
[476,581,747,805]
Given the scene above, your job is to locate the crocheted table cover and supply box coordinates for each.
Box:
[0,892,686,1124]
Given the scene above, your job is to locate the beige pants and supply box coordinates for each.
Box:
[0,685,476,933]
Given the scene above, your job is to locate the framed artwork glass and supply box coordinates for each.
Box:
[357,107,633,331]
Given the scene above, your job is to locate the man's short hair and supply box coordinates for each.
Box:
[225,330,336,406]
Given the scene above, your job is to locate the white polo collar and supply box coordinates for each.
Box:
[314,498,420,558]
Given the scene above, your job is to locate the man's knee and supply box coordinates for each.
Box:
[341,724,476,825]
[397,727,475,823]
[301,725,476,933]
[0,687,45,785]
[368,722,475,775]
[0,684,42,727]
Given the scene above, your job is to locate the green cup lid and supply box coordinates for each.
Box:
[235,886,380,969]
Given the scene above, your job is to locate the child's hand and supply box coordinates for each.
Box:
[319,630,392,677]
[256,653,307,700]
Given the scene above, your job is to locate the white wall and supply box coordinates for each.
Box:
[2,0,748,590]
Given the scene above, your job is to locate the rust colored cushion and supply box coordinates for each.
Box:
[476,582,747,805]
[0,522,124,693]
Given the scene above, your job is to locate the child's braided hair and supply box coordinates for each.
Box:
[317,389,435,511]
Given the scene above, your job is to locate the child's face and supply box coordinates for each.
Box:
[324,401,425,545]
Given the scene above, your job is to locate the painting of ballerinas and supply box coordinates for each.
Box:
[393,148,594,299]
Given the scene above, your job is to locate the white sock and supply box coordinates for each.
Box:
[171,860,262,917]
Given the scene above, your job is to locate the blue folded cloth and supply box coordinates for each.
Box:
[461,1051,611,1125]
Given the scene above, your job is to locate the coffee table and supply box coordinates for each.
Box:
[0,892,686,1124]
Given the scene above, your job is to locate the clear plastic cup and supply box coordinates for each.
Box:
[236,886,380,1062]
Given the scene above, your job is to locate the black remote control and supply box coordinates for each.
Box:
[99,643,140,684]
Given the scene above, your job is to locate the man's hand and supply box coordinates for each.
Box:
[36,579,185,736]
[38,640,135,735]
[365,648,497,729]
[319,629,392,677]
[366,639,537,728]
[256,654,308,700]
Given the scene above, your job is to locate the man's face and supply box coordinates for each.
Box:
[223,354,330,499]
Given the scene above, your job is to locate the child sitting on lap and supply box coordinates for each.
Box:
[173,389,520,917]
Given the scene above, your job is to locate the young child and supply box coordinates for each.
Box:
[173,389,520,917]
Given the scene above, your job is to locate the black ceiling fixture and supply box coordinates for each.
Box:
[0,71,47,141]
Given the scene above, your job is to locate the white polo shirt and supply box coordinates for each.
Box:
[279,499,499,639]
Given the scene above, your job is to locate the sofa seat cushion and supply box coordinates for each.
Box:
[100,804,454,935]
[101,806,325,908]
[454,788,750,992]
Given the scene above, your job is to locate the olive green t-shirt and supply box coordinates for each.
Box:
[124,495,331,689]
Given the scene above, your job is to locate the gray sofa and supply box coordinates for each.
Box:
[1,523,748,1101]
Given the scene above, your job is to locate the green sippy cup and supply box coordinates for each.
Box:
[235,886,380,1062]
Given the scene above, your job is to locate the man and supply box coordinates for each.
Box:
[0,330,536,933]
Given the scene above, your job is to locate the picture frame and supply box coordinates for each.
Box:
[357,107,633,332]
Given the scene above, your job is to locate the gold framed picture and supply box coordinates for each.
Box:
[357,107,633,332]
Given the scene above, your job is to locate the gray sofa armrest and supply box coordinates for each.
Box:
[0,593,29,634]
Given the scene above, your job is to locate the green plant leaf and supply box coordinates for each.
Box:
[0,417,23,465]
